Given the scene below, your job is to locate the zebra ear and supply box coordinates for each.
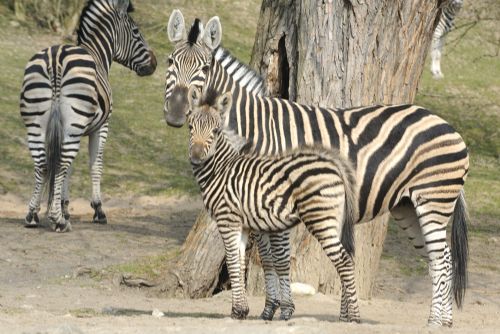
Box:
[202,16,222,50]
[168,9,186,42]
[217,91,232,121]
[188,86,202,113]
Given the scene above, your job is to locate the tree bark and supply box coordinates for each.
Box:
[246,0,441,299]
[158,0,442,299]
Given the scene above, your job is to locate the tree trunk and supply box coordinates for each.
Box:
[157,0,442,299]
[246,0,441,299]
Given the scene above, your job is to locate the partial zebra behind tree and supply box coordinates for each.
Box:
[20,0,156,232]
[186,86,360,322]
[431,0,464,79]
[164,11,470,326]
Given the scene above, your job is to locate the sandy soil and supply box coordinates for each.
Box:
[0,193,499,333]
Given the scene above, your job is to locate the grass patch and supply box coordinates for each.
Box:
[108,250,180,280]
[69,308,101,318]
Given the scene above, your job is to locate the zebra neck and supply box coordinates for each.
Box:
[192,135,239,191]
[76,4,114,74]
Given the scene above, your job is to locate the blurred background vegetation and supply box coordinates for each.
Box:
[0,0,498,231]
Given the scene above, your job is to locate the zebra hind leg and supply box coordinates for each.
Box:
[89,124,109,224]
[61,165,72,220]
[25,164,46,228]
[304,217,360,323]
[255,233,280,320]
[270,231,295,320]
[415,198,456,327]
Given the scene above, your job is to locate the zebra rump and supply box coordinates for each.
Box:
[45,100,63,210]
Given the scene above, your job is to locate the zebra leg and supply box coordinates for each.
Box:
[218,220,249,319]
[61,165,72,220]
[89,123,109,224]
[430,37,445,79]
[304,219,360,323]
[415,199,455,326]
[255,232,280,321]
[47,162,74,233]
[270,231,295,321]
[25,163,46,227]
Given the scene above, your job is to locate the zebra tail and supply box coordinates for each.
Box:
[336,153,358,258]
[45,99,64,211]
[451,190,469,309]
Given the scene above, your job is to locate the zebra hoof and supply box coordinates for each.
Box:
[91,201,107,225]
[92,215,107,225]
[260,300,280,321]
[231,305,249,320]
[280,302,295,321]
[52,221,72,233]
[24,211,40,228]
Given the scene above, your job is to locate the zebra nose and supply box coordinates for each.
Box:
[190,144,204,165]
[137,50,157,76]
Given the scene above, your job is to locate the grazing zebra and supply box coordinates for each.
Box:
[164,11,470,326]
[431,0,464,79]
[187,86,360,321]
[20,0,156,232]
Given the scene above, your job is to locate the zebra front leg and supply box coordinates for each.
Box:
[270,231,295,320]
[89,123,109,224]
[218,220,249,319]
[255,233,280,320]
[25,164,46,227]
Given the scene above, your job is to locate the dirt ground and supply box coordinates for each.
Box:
[0,193,499,334]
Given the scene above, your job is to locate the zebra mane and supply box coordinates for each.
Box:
[213,47,267,96]
[77,0,134,43]
[188,18,202,45]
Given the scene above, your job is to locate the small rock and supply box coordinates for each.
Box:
[291,282,316,296]
[73,266,92,278]
[152,308,165,318]
[9,20,20,28]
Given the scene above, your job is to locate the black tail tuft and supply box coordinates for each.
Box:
[451,191,469,309]
[45,100,63,211]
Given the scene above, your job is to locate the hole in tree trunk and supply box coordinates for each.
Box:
[278,35,289,99]
[212,261,230,295]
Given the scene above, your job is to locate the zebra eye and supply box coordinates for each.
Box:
[201,65,210,73]
[213,128,220,135]
[168,57,174,66]
[188,124,193,131]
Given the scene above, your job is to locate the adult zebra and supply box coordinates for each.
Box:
[186,87,359,321]
[20,0,156,232]
[430,0,464,79]
[164,11,469,326]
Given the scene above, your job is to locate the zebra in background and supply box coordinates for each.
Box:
[431,0,464,79]
[20,0,156,232]
[186,86,360,321]
[164,11,470,326]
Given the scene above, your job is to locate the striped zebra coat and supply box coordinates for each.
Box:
[20,0,156,232]
[431,0,463,79]
[187,87,359,321]
[164,11,470,326]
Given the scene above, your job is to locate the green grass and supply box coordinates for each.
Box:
[108,250,180,280]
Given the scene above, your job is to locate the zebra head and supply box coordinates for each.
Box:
[165,10,222,128]
[187,87,232,165]
[110,0,157,76]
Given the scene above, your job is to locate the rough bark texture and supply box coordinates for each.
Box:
[158,0,443,299]
[245,0,442,298]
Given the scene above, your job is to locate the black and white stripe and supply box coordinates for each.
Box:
[187,87,359,321]
[20,0,156,232]
[430,0,463,79]
[164,12,470,326]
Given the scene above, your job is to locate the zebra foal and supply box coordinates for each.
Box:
[186,87,360,321]
[20,0,156,232]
